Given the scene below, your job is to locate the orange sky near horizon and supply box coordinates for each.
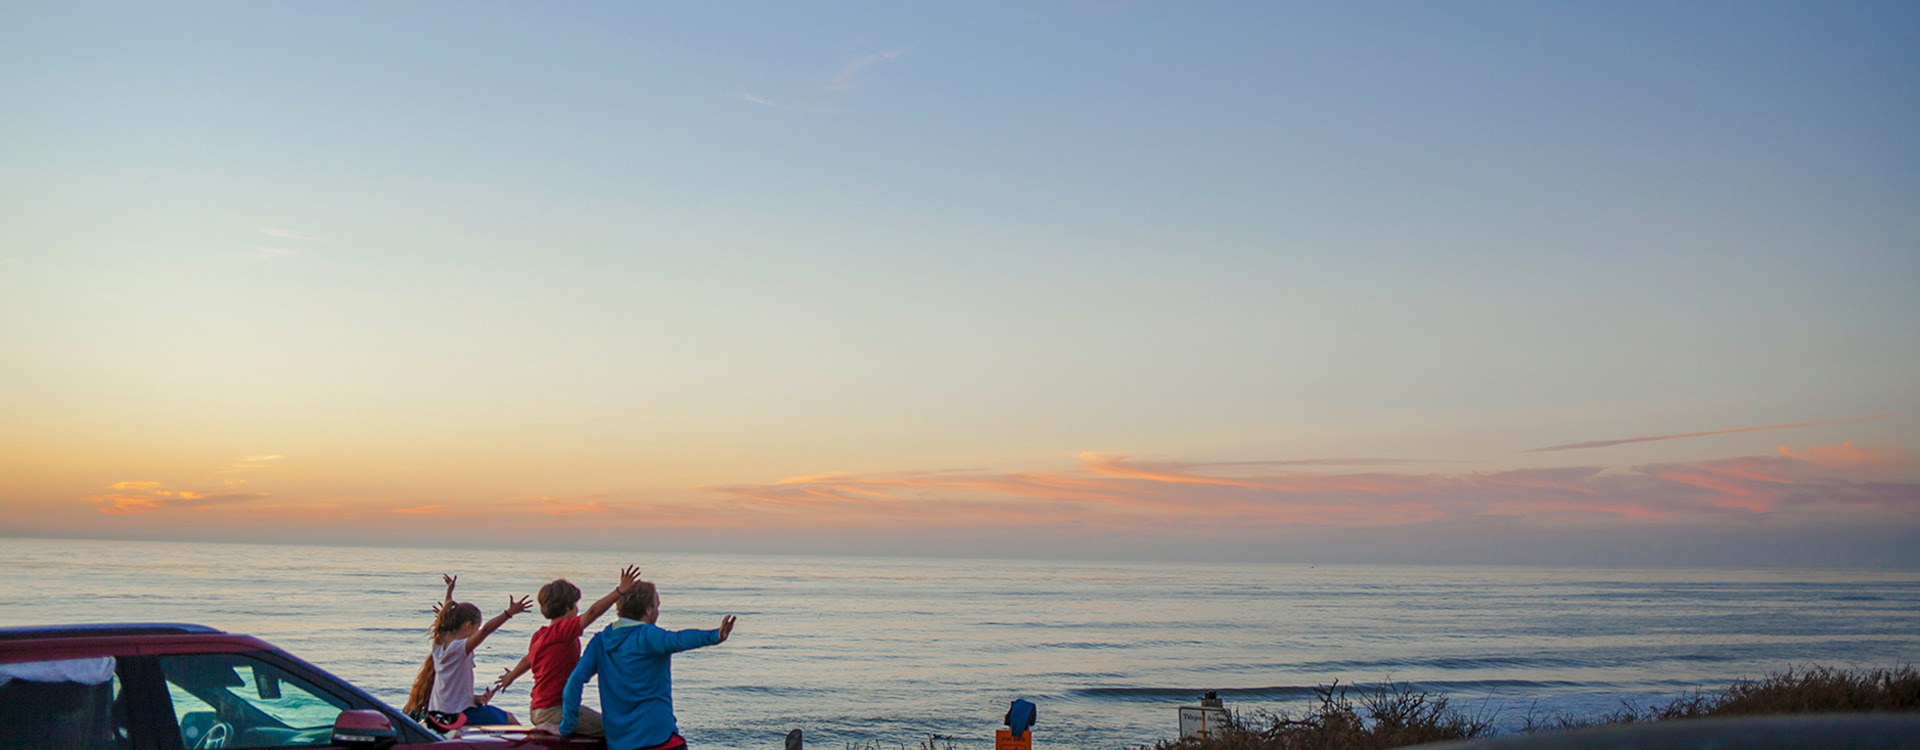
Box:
[6,431,1914,558]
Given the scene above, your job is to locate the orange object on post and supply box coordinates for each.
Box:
[995,729,1033,750]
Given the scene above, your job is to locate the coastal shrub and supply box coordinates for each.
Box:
[1159,665,1917,749]
[1142,680,1493,750]
[843,734,958,750]
[1711,665,1919,715]
[1521,664,1920,732]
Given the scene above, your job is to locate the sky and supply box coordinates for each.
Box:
[2,2,1917,566]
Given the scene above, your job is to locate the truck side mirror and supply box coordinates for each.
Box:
[332,710,397,749]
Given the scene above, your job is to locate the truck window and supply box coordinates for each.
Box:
[158,654,350,748]
[0,657,130,750]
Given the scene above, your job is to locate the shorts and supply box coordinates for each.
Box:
[464,704,514,726]
[530,704,604,737]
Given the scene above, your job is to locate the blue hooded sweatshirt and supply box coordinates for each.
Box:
[559,618,721,749]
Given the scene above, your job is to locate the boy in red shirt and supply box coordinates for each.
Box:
[495,565,640,736]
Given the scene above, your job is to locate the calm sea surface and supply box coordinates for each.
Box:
[2,538,1916,749]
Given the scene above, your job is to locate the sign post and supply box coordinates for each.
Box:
[1178,691,1229,741]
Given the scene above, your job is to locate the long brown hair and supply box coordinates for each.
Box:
[403,601,482,715]
[403,656,436,717]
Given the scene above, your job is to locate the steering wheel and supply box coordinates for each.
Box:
[192,721,232,750]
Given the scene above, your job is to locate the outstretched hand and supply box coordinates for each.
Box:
[505,594,533,618]
[442,574,457,597]
[494,667,516,691]
[716,615,737,643]
[618,565,642,592]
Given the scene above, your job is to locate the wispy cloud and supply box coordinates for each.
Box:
[1777,440,1910,470]
[828,49,906,91]
[60,445,1917,549]
[735,91,838,115]
[692,446,1920,534]
[1193,458,1448,467]
[222,455,285,473]
[259,228,325,241]
[85,481,269,516]
[1523,414,1896,452]
[524,494,614,516]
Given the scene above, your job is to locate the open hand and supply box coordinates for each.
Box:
[505,594,533,618]
[717,615,737,643]
[494,667,516,691]
[618,565,641,592]
[442,574,457,596]
[478,684,499,705]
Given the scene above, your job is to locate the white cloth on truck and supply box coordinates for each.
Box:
[0,656,117,685]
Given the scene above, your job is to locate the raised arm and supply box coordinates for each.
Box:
[466,595,533,654]
[657,615,737,654]
[432,574,458,617]
[580,565,641,627]
[494,654,532,692]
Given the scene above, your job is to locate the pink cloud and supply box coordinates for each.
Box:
[65,444,1919,545]
[86,481,269,516]
[1779,440,1909,470]
[690,445,1920,535]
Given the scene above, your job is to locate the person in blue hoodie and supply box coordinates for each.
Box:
[539,579,737,750]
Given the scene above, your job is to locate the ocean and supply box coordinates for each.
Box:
[2,537,1915,749]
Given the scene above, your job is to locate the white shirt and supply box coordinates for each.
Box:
[429,637,476,714]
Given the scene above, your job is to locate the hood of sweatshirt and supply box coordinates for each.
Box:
[600,619,647,647]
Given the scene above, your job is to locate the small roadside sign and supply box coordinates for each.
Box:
[1179,691,1230,740]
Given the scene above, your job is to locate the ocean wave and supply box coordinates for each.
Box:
[1219,640,1908,675]
[712,685,822,697]
[1073,679,1606,701]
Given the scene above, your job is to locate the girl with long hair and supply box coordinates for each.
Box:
[403,574,532,730]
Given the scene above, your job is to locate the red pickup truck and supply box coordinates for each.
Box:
[0,623,604,750]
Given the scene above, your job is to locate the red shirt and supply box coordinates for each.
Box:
[527,616,587,709]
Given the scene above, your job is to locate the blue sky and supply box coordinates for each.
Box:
[2,2,1916,564]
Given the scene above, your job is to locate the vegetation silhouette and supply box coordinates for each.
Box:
[1142,665,1918,750]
